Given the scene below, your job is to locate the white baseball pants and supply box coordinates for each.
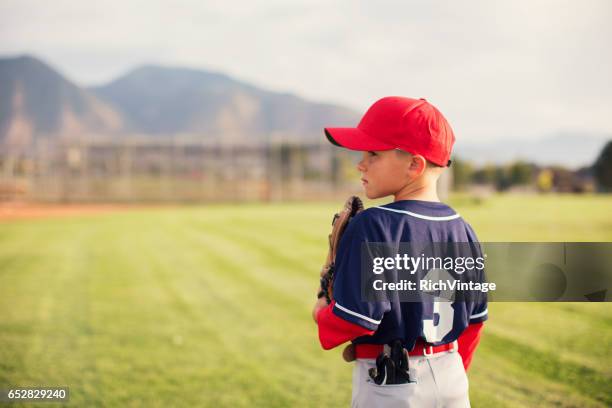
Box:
[351,349,470,408]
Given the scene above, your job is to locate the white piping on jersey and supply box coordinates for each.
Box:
[374,206,461,221]
[470,309,488,319]
[334,302,382,325]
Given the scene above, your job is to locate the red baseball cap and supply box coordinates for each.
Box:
[324,96,455,167]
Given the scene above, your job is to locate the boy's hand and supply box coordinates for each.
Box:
[312,297,329,323]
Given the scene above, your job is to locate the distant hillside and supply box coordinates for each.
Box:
[0,55,359,147]
[0,55,124,146]
[89,65,359,142]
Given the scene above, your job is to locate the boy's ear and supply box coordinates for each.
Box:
[395,150,426,176]
[408,154,427,175]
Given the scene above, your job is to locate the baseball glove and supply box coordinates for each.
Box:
[317,195,364,303]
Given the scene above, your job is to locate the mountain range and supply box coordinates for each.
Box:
[0,55,359,146]
[0,55,123,145]
[0,54,608,167]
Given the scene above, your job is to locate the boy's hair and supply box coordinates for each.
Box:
[394,148,447,169]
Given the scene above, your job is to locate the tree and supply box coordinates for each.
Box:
[452,158,474,191]
[494,166,511,191]
[537,169,553,192]
[593,140,612,192]
[550,166,576,192]
[509,161,534,185]
[473,164,497,185]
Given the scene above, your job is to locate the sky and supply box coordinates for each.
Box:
[1,0,611,142]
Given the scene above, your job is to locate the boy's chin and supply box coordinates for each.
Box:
[363,186,395,200]
[364,189,384,200]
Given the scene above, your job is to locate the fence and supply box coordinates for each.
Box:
[0,138,366,202]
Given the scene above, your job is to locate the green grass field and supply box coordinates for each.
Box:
[0,194,611,407]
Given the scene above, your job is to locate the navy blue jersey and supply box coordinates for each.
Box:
[331,200,488,349]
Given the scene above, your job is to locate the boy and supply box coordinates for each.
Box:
[312,97,487,407]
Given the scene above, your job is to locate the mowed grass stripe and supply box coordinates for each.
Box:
[156,211,353,372]
[485,303,612,373]
[470,351,602,408]
[483,332,610,406]
[93,216,295,407]
[106,218,268,405]
[120,211,350,406]
[0,220,99,405]
[457,194,612,241]
[175,212,353,406]
[183,217,322,299]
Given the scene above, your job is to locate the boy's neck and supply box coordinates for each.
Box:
[393,180,440,203]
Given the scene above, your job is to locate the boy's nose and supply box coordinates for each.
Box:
[356,153,368,172]
[356,159,366,172]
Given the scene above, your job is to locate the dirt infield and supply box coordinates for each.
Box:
[0,202,167,222]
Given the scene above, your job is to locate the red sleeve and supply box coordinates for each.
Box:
[457,322,484,370]
[316,301,375,350]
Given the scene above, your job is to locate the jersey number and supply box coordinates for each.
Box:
[422,269,455,343]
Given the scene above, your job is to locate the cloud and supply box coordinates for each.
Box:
[1,0,610,141]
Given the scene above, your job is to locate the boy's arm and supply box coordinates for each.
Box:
[459,229,488,371]
[312,214,389,350]
[457,322,484,370]
[459,283,488,370]
[313,299,375,350]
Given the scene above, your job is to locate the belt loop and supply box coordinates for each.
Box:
[423,344,434,357]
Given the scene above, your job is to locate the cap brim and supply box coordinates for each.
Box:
[324,128,395,151]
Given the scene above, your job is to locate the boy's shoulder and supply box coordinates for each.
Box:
[347,205,394,230]
[355,200,462,223]
[346,200,478,242]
